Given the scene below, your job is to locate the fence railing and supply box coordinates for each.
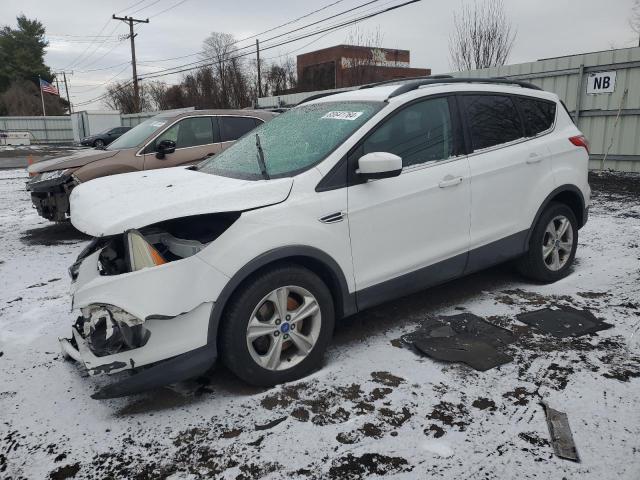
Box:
[0,116,73,144]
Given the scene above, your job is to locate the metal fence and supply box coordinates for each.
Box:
[448,46,640,173]
[257,46,640,172]
[0,116,73,144]
[0,107,196,143]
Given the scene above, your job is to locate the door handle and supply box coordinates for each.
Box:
[526,153,542,164]
[438,175,463,188]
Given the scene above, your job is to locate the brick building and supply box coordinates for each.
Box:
[296,44,430,92]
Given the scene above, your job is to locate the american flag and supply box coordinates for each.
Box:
[39,78,59,95]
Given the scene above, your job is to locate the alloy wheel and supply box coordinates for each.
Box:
[542,215,573,271]
[246,285,322,371]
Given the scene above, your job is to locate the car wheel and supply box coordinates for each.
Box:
[220,264,335,386]
[93,139,105,148]
[516,202,578,283]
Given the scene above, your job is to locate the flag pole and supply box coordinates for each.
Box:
[39,77,46,117]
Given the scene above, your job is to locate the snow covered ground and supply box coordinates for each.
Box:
[1,169,639,480]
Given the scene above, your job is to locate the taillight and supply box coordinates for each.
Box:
[569,135,590,154]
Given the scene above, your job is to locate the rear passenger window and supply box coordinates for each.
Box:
[463,95,524,151]
[361,97,454,168]
[516,97,556,136]
[219,117,257,142]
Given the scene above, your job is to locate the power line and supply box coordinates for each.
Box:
[131,0,364,67]
[148,0,191,18]
[129,0,163,15]
[140,0,421,81]
[138,0,388,79]
[56,0,152,70]
[72,0,421,107]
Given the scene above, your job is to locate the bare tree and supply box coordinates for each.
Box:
[631,0,640,47]
[104,81,152,113]
[449,0,516,71]
[341,27,385,86]
[146,81,171,110]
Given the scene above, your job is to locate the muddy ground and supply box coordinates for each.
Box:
[1,169,639,479]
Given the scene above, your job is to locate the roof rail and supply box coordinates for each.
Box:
[358,74,454,90]
[295,91,346,106]
[387,77,543,99]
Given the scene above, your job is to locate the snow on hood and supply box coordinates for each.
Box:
[70,167,294,237]
[27,148,122,174]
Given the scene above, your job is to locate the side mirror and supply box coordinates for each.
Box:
[155,139,176,159]
[357,152,402,180]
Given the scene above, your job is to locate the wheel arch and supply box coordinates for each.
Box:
[525,185,586,248]
[206,246,357,346]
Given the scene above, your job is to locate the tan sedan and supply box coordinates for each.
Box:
[26,109,276,221]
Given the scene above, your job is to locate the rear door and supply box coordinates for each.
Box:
[461,93,554,271]
[347,96,471,306]
[143,116,223,170]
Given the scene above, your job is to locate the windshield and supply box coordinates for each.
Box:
[106,115,172,150]
[198,101,383,179]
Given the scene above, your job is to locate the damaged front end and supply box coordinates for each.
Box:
[26,170,78,222]
[61,213,238,398]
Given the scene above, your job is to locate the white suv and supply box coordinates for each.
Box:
[61,78,590,398]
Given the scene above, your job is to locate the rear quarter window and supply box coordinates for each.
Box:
[219,116,258,142]
[516,97,557,136]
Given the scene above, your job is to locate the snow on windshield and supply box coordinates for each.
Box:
[199,101,384,179]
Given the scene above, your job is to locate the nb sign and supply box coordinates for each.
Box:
[586,71,616,94]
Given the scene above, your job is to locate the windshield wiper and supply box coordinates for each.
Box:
[255,133,270,180]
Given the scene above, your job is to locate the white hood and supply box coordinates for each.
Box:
[70,167,293,237]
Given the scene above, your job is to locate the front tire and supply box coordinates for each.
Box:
[93,139,105,148]
[516,202,578,283]
[220,264,335,387]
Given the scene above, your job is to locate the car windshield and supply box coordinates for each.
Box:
[198,101,383,179]
[106,115,173,150]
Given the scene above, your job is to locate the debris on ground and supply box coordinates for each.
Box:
[517,307,613,338]
[541,401,580,462]
[402,313,515,370]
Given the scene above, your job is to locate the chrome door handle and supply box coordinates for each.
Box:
[526,153,542,164]
[438,176,463,188]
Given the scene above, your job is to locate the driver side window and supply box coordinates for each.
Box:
[361,97,455,168]
[152,117,214,151]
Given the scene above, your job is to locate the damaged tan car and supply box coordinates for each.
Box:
[26,109,276,221]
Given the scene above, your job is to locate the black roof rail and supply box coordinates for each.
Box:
[387,77,543,99]
[294,75,456,106]
[295,91,346,106]
[358,74,454,90]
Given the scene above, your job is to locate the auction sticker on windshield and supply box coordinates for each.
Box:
[321,111,364,121]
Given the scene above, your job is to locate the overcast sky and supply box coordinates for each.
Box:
[3,0,638,110]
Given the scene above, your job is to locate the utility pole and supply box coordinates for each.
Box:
[256,39,262,99]
[112,14,149,112]
[55,71,74,114]
[63,72,73,114]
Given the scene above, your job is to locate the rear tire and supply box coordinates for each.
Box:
[220,264,335,387]
[516,202,578,283]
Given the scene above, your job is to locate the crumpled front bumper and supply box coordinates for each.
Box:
[62,246,230,398]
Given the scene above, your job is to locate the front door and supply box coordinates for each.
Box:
[143,116,223,170]
[346,96,471,308]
